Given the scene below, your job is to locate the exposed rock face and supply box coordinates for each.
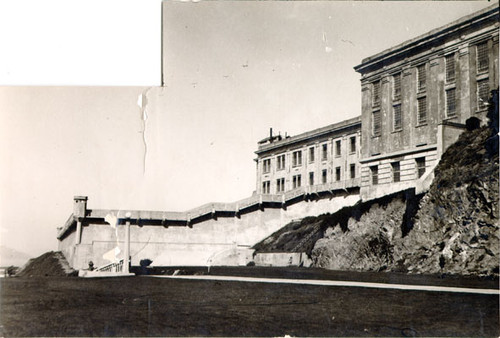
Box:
[310,125,499,276]
[394,126,499,276]
[312,195,405,272]
[255,118,499,276]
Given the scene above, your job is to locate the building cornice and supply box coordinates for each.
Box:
[255,116,361,156]
[359,145,437,164]
[354,5,499,77]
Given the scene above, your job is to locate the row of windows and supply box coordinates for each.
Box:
[262,164,357,193]
[369,158,425,186]
[261,137,357,173]
[372,78,490,136]
[371,41,490,109]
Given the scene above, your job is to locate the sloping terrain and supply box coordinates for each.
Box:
[253,218,327,255]
[255,190,422,272]
[16,251,76,277]
[255,115,499,276]
[311,191,418,272]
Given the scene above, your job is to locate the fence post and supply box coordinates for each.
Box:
[124,213,131,274]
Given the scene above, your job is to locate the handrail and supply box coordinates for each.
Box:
[96,259,124,273]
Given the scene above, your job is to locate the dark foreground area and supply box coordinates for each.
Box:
[138,266,499,289]
[1,269,498,337]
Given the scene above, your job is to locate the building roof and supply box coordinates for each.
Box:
[255,116,361,155]
[354,4,499,75]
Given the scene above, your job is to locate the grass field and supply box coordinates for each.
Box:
[1,270,498,336]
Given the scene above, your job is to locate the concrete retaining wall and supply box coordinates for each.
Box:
[254,252,312,267]
[60,193,360,270]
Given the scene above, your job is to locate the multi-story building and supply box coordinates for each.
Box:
[59,5,499,271]
[354,5,499,199]
[255,116,361,197]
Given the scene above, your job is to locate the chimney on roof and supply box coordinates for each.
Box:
[73,196,88,218]
[270,128,273,140]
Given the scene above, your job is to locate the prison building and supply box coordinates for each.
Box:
[58,5,499,271]
[255,117,361,197]
[354,5,499,200]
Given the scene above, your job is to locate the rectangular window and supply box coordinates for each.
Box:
[335,167,341,181]
[262,181,270,194]
[292,151,302,167]
[276,154,285,171]
[350,163,356,179]
[417,97,427,125]
[477,79,490,110]
[416,157,426,178]
[372,110,381,136]
[393,73,401,100]
[321,144,328,161]
[309,172,314,186]
[322,169,327,184]
[446,88,456,118]
[392,162,401,183]
[309,147,315,163]
[417,64,426,92]
[276,178,285,193]
[477,42,489,73]
[262,159,271,173]
[350,136,356,153]
[371,166,378,185]
[445,54,456,83]
[335,140,341,157]
[292,175,302,189]
[372,81,380,106]
[393,104,402,131]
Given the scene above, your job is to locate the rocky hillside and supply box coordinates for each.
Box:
[255,104,499,276]
[311,191,417,272]
[393,124,499,275]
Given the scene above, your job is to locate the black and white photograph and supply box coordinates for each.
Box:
[0,0,498,336]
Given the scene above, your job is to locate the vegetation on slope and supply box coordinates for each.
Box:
[253,190,421,258]
[16,251,76,277]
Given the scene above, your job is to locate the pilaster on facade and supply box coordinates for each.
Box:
[355,4,499,200]
[255,117,362,196]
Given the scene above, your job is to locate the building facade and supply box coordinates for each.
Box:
[58,6,499,270]
[255,117,361,196]
[354,5,499,200]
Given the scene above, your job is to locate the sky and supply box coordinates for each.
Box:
[0,1,494,262]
